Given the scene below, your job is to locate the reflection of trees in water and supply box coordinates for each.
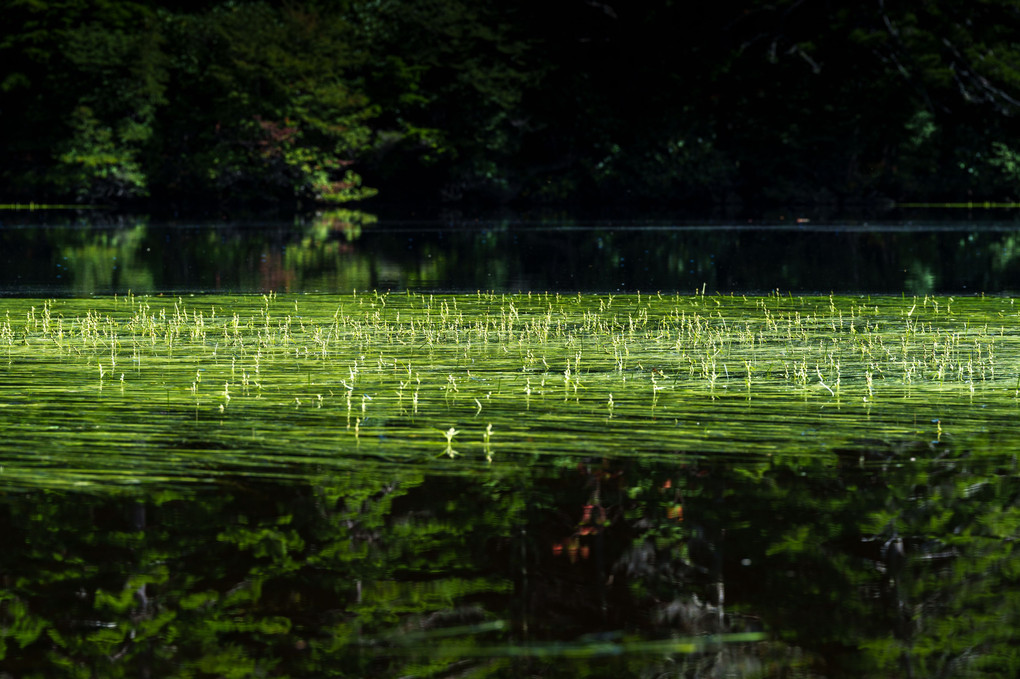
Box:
[1,443,1019,675]
[517,447,1020,677]
[8,220,1020,293]
[0,221,156,293]
[59,224,155,294]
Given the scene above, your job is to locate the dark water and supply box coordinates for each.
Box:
[4,213,1020,294]
[3,449,1018,677]
[3,213,1020,677]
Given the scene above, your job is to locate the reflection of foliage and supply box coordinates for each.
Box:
[3,431,1020,674]
[10,220,1020,297]
[904,260,936,295]
[855,439,1020,677]
[58,223,154,294]
[302,209,379,243]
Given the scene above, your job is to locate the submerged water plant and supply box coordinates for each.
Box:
[0,291,1018,490]
[6,290,1020,678]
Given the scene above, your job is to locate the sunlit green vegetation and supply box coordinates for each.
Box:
[3,291,1018,490]
[3,292,1020,676]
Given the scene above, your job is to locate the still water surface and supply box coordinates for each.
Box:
[4,213,1020,294]
[2,215,1020,677]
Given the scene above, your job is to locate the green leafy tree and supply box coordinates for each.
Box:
[349,0,538,203]
[153,2,377,207]
[0,1,165,202]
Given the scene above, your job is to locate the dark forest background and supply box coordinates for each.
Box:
[4,0,1020,213]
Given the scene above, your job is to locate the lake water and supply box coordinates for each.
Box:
[2,213,1020,677]
[4,212,1020,295]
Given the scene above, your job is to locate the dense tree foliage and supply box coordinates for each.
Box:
[3,0,1020,210]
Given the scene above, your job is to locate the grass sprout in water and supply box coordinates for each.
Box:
[1,291,1018,491]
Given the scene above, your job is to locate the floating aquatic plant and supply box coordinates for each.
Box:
[1,291,1018,491]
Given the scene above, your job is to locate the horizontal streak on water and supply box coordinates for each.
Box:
[1,292,1019,491]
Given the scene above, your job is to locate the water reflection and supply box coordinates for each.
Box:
[2,442,1017,677]
[4,213,1020,294]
